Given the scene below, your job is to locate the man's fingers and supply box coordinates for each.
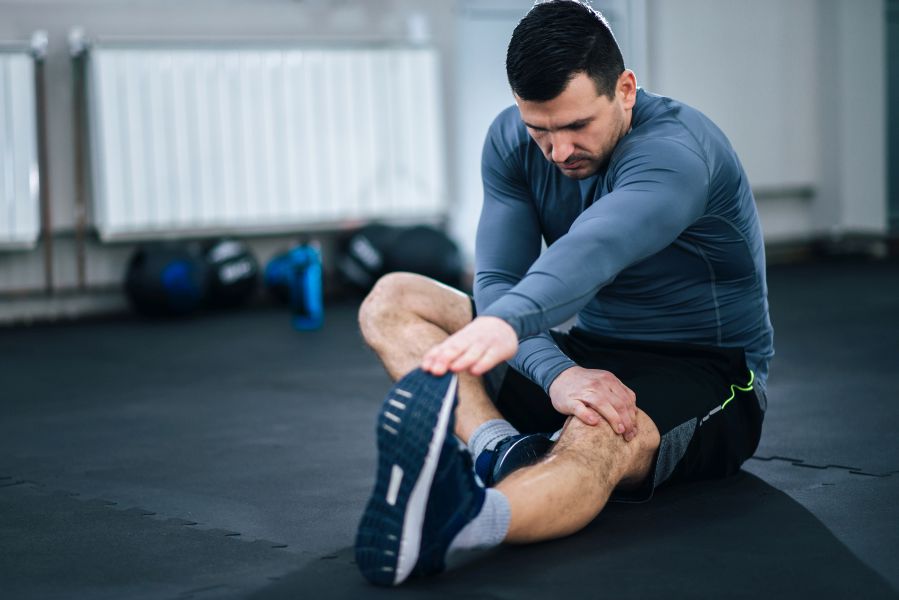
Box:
[626,409,639,441]
[577,392,632,435]
[448,344,484,373]
[422,333,488,375]
[616,402,636,434]
[421,347,441,374]
[604,383,638,435]
[421,316,519,377]
[422,341,463,375]
[572,402,601,426]
[469,347,501,376]
[451,344,508,376]
[548,367,641,440]
[593,402,625,434]
[569,400,641,441]
[609,383,636,414]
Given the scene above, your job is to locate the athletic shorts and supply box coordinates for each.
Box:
[473,304,765,502]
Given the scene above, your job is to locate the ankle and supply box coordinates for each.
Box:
[467,419,519,457]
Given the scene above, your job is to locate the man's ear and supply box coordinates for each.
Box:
[618,70,637,108]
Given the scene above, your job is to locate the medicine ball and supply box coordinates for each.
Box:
[383,225,464,289]
[265,251,292,304]
[265,245,320,305]
[263,245,324,330]
[203,238,260,308]
[337,223,405,293]
[124,242,209,317]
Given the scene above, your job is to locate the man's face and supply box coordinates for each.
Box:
[515,71,636,179]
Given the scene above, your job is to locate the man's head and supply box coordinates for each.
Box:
[506,0,636,179]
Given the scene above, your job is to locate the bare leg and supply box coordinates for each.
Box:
[497,409,661,543]
[358,273,663,557]
[358,272,504,442]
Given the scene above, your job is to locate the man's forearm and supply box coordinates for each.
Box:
[509,333,577,394]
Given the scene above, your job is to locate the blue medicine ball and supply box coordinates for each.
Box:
[125,242,209,317]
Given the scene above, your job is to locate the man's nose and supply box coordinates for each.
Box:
[549,134,574,163]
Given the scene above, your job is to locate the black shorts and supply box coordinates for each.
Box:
[475,309,765,502]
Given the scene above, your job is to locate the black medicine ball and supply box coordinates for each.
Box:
[203,238,260,308]
[337,223,405,293]
[383,225,464,289]
[124,242,209,317]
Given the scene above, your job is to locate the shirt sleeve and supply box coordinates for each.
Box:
[473,125,577,392]
[481,136,711,338]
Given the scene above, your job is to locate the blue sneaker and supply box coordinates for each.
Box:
[474,433,553,487]
[355,368,486,586]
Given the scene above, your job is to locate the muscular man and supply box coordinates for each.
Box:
[354,0,774,586]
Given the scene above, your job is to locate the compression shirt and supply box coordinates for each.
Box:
[474,89,774,397]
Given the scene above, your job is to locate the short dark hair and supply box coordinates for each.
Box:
[506,0,625,102]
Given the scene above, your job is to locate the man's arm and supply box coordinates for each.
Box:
[481,137,710,338]
[473,119,578,393]
[425,137,710,437]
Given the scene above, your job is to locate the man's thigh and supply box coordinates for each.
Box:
[368,272,473,333]
[485,327,764,501]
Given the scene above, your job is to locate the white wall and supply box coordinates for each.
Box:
[650,0,820,189]
[818,0,887,234]
[451,1,525,264]
[649,0,886,241]
[890,0,899,230]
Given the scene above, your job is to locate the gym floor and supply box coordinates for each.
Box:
[2,257,898,599]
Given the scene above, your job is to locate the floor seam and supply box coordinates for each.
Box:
[749,455,897,478]
[0,475,297,550]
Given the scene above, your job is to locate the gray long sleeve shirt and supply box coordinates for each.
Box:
[474,89,774,395]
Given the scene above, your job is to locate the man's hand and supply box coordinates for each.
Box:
[549,366,638,441]
[422,316,518,376]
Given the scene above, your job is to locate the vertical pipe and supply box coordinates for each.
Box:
[69,30,88,290]
[889,0,899,235]
[32,31,54,295]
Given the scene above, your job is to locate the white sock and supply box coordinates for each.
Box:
[446,488,511,560]
[467,419,519,458]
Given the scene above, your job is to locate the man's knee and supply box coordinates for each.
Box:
[358,272,472,344]
[359,272,412,323]
[553,410,660,485]
[359,272,419,343]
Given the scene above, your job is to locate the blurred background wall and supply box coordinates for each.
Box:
[0,0,893,323]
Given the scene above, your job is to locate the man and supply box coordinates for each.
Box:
[354,0,773,586]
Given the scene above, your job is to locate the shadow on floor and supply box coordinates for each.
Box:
[251,471,897,599]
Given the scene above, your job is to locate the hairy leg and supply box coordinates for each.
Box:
[497,409,661,543]
[358,272,504,442]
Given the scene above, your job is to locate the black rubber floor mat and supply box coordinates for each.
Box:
[759,260,899,475]
[744,457,899,590]
[0,482,300,600]
[1,260,897,598]
[250,473,897,599]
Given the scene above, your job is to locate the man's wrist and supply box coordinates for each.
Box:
[544,362,579,396]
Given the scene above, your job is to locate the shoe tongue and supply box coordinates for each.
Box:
[473,448,496,484]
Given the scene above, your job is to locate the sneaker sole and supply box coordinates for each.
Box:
[355,369,459,586]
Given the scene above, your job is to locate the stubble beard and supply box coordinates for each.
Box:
[555,153,607,180]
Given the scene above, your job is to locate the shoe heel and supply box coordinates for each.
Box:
[355,505,402,585]
[355,368,457,586]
